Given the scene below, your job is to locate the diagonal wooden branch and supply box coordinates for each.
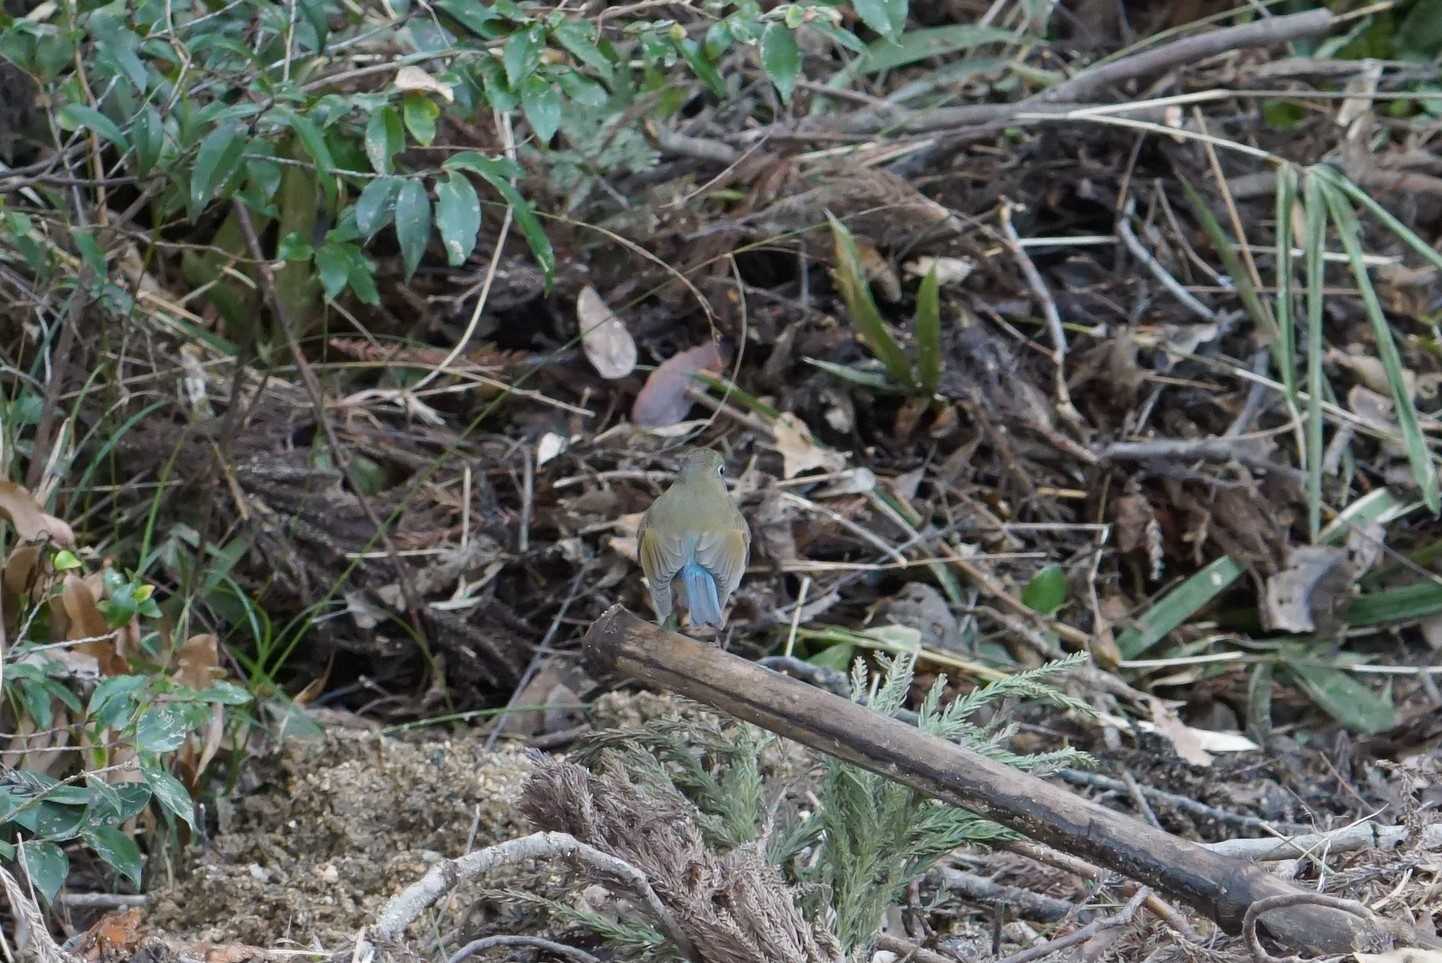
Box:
[582,604,1440,958]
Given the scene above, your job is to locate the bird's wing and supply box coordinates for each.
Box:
[694,528,749,601]
[639,523,690,586]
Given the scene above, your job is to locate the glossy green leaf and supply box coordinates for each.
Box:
[364,106,403,174]
[135,703,200,753]
[133,106,163,176]
[552,19,612,77]
[1021,565,1066,616]
[355,176,401,237]
[83,824,142,887]
[504,25,543,87]
[315,242,351,299]
[1117,555,1248,658]
[402,93,439,147]
[852,0,896,38]
[435,0,499,36]
[189,121,246,219]
[761,23,800,102]
[18,841,67,903]
[856,24,1017,74]
[1285,662,1395,734]
[678,37,726,98]
[393,178,431,279]
[58,104,128,150]
[435,171,480,266]
[140,756,197,831]
[520,73,561,143]
[445,152,554,283]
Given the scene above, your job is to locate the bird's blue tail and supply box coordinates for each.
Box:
[681,561,724,627]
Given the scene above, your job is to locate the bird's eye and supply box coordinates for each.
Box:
[717,464,725,476]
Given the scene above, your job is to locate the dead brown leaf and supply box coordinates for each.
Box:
[577,285,637,380]
[771,413,846,479]
[0,480,75,547]
[632,342,725,427]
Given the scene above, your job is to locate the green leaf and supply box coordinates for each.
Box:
[402,93,439,147]
[393,179,431,279]
[135,704,197,753]
[678,37,726,98]
[315,242,351,299]
[761,24,800,102]
[445,152,554,283]
[914,262,940,395]
[58,104,128,151]
[140,757,197,831]
[1273,163,1298,402]
[347,256,381,305]
[297,0,329,50]
[858,24,1019,76]
[804,357,907,393]
[355,176,401,237]
[552,19,612,77]
[473,56,517,111]
[808,642,857,672]
[281,109,337,206]
[1021,565,1066,616]
[1284,662,1395,734]
[195,679,254,705]
[18,840,68,902]
[1116,555,1248,658]
[435,171,481,266]
[83,824,142,887]
[829,215,913,389]
[504,25,543,87]
[852,0,896,38]
[435,0,499,36]
[364,106,404,174]
[189,122,247,219]
[133,106,163,176]
[520,73,561,143]
[276,231,313,261]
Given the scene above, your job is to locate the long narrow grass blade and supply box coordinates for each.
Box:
[1316,166,1442,275]
[1273,163,1298,401]
[1179,175,1274,336]
[1302,170,1328,541]
[1319,180,1441,513]
[828,214,915,390]
[1116,555,1247,659]
[914,262,941,396]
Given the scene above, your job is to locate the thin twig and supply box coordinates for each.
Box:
[369,830,697,963]
[447,935,599,963]
[994,888,1150,963]
[999,199,1080,425]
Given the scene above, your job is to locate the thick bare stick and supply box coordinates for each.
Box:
[583,605,1436,957]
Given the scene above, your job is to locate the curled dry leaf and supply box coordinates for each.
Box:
[172,633,223,689]
[393,65,455,102]
[632,342,725,427]
[0,480,75,547]
[771,412,846,479]
[577,285,637,380]
[1262,546,1354,637]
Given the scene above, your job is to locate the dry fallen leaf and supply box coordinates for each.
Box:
[1262,546,1354,637]
[577,285,637,380]
[1148,697,1214,767]
[393,65,455,102]
[0,480,75,547]
[772,413,846,479]
[632,342,725,427]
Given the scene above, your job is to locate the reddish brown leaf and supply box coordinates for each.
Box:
[632,342,725,427]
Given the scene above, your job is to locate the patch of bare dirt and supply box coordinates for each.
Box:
[144,728,534,948]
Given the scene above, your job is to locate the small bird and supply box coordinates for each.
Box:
[637,448,750,628]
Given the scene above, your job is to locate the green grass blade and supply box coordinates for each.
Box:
[914,262,941,396]
[1179,175,1274,336]
[828,214,915,390]
[1319,180,1440,514]
[1116,555,1248,659]
[1302,170,1328,541]
[1283,662,1395,734]
[1316,166,1442,275]
[1273,163,1298,402]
